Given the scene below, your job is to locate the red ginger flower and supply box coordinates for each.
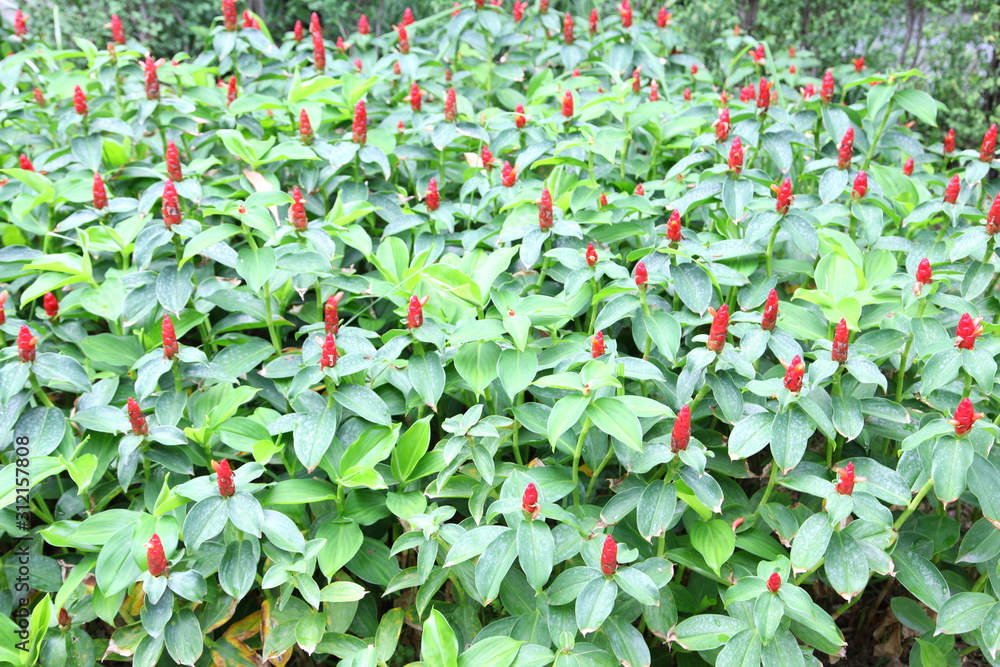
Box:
[243,11,259,29]
[481,145,494,171]
[33,88,45,106]
[740,84,755,102]
[835,461,855,495]
[589,9,598,33]
[671,404,690,453]
[783,355,806,392]
[683,88,691,101]
[110,14,125,44]
[501,161,517,187]
[914,258,932,295]
[852,171,868,199]
[600,535,618,575]
[162,314,178,359]
[852,56,865,72]
[444,87,457,121]
[19,154,34,171]
[222,0,237,31]
[311,13,326,69]
[426,178,440,211]
[634,183,645,196]
[407,295,428,329]
[293,20,304,42]
[320,333,339,368]
[943,129,955,154]
[143,56,160,101]
[591,331,606,357]
[0,290,7,326]
[801,83,815,99]
[599,192,608,207]
[18,325,37,363]
[408,81,423,112]
[757,77,773,110]
[832,318,849,363]
[585,243,598,267]
[515,104,527,129]
[539,0,549,14]
[74,85,88,116]
[750,44,765,64]
[635,262,648,288]
[943,175,960,204]
[617,0,632,27]
[988,193,1000,234]
[761,289,779,331]
[352,100,367,145]
[354,58,362,72]
[767,573,781,593]
[774,178,793,214]
[162,181,181,227]
[325,292,344,334]
[631,67,642,94]
[838,127,854,169]
[146,534,168,577]
[563,12,574,44]
[514,1,527,22]
[43,292,58,319]
[454,2,462,16]
[127,397,148,436]
[358,15,370,34]
[212,460,236,496]
[522,482,539,519]
[562,91,574,119]
[820,70,834,102]
[715,108,730,142]
[402,7,414,25]
[789,65,796,74]
[395,24,410,54]
[226,76,238,106]
[903,158,914,176]
[728,138,743,175]
[650,80,660,102]
[666,209,682,243]
[335,36,346,52]
[539,187,553,230]
[981,124,998,163]
[93,173,108,210]
[165,141,182,182]
[951,398,984,436]
[707,304,729,353]
[657,7,670,27]
[289,186,308,230]
[955,313,983,350]
[14,9,26,36]
[299,109,313,145]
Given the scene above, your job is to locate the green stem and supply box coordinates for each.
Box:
[893,477,935,530]
[30,372,55,407]
[171,361,183,394]
[766,223,780,277]
[755,463,780,514]
[861,100,893,171]
[795,560,823,585]
[585,447,616,503]
[262,282,282,353]
[689,383,711,413]
[894,299,928,402]
[587,277,599,334]
[571,416,593,506]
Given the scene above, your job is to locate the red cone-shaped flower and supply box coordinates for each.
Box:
[358,15,370,34]
[563,12,574,44]
[325,292,344,334]
[162,315,178,359]
[407,295,428,329]
[591,331,606,357]
[914,258,932,295]
[943,175,960,204]
[539,187,553,230]
[707,304,729,353]
[320,333,339,368]
[835,461,855,495]
[402,7,414,25]
[617,0,632,28]
[162,181,181,227]
[501,161,517,187]
[299,109,314,145]
[955,313,984,350]
[671,404,690,453]
[165,140,182,182]
[212,460,236,497]
[634,183,645,196]
[649,80,659,102]
[444,87,457,121]
[951,398,983,436]
[395,24,410,54]
[289,186,308,231]
[127,397,148,436]
[426,178,440,211]
[820,70,834,102]
[832,318,849,363]
[767,573,781,592]
[19,154,34,171]
[408,81,423,112]
[666,209,683,243]
[539,0,549,14]
[852,171,867,199]
[852,56,865,72]
[481,145,494,172]
[683,88,691,101]
[657,7,670,27]
[562,91,574,118]
[110,14,125,44]
[311,13,326,70]
[756,77,773,110]
[293,20,304,42]
[715,108,730,142]
[631,67,642,94]
[18,325,37,363]
[144,56,160,100]
[14,9,27,36]
[522,482,539,519]
[353,100,367,145]
[515,104,527,129]
[601,535,618,575]
[783,355,805,393]
[73,85,88,115]
[93,173,108,210]
[943,129,955,154]
[987,193,1000,235]
[635,262,648,289]
[761,289,779,331]
[226,76,238,106]
[774,177,793,214]
[33,87,45,106]
[0,291,7,326]
[981,124,997,163]
[146,534,168,576]
[222,0,237,31]
[903,158,914,176]
[43,292,58,319]
[728,138,743,175]
[589,9,598,33]
[514,1,527,22]
[585,242,598,267]
[838,127,854,169]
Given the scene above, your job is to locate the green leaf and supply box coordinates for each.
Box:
[164,608,203,666]
[893,548,950,612]
[422,609,459,667]
[391,416,432,484]
[497,348,538,400]
[454,341,501,396]
[516,520,554,591]
[690,519,735,575]
[575,576,618,636]
[770,406,813,471]
[671,614,747,651]
[457,637,521,667]
[824,532,869,601]
[636,481,677,541]
[586,397,643,451]
[935,592,995,635]
[334,383,392,426]
[235,246,276,292]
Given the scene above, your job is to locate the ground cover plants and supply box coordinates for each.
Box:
[0,1,999,665]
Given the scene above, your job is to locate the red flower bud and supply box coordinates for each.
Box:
[515,104,527,129]
[143,56,160,101]
[481,145,494,171]
[407,295,428,329]
[943,128,955,154]
[903,158,914,176]
[514,1,527,22]
[19,154,34,171]
[226,76,238,106]
[320,333,339,368]
[750,44,765,64]
[715,108,730,142]
[767,573,781,592]
[539,0,549,14]
[353,100,367,145]
[539,187,553,230]
[354,58,363,73]
[789,64,796,74]
[58,607,71,628]
[832,318,849,363]
[162,315,178,359]
[585,242,598,267]
[0,290,8,326]
[617,0,632,27]
[562,91,574,119]
[728,137,743,175]
[782,355,805,393]
[801,83,815,99]
[649,80,660,102]
[146,534,168,577]
[358,15,370,35]
[634,183,645,196]
[600,535,618,575]
[426,177,440,211]
[820,70,834,103]
[572,68,580,78]
[599,192,608,207]
[671,404,690,453]
[324,292,344,334]
[402,7,414,25]
[212,460,236,497]
[740,83,755,102]
[522,482,539,518]
[657,7,670,28]
[165,140,182,182]
[631,67,642,94]
[395,24,410,54]
[335,36,346,52]
[943,174,960,204]
[835,461,855,495]
[13,9,27,36]
[756,77,773,110]
[444,87,457,121]
[666,209,682,243]
[33,88,45,106]
[591,331,606,357]
[162,181,181,227]
[311,14,326,70]
[589,9,599,33]
[852,171,867,199]
[951,398,984,436]
[222,0,237,31]
[761,288,779,331]
[501,161,517,187]
[408,81,423,112]
[293,20,304,42]
[43,291,58,320]
[981,124,997,163]
[774,177,793,214]
[299,109,313,145]
[955,313,984,350]
[988,193,1000,235]
[683,87,692,101]
[110,14,126,44]
[93,173,108,210]
[289,186,308,231]
[914,258,932,295]
[838,127,854,170]
[73,85,88,116]
[635,262,648,288]
[563,12,574,44]
[127,397,148,436]
[707,304,729,353]
[18,325,37,363]
[852,56,865,72]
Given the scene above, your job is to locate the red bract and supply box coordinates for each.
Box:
[310,13,326,70]
[951,398,984,436]
[335,36,346,52]
[707,304,729,353]
[320,333,339,368]
[19,154,34,171]
[513,1,527,22]
[426,178,440,211]
[403,7,414,25]
[481,145,494,171]
[226,76,238,106]
[353,100,367,145]
[143,56,160,100]
[801,83,815,99]
[835,462,855,495]
[222,0,237,31]
[599,192,608,207]
[293,20,304,42]
[127,397,148,436]
[501,161,517,187]
[617,0,632,27]
[408,81,423,112]
[522,482,539,518]
[162,181,181,227]
[789,64,796,74]
[691,64,699,76]
[774,178,793,214]
[110,14,125,44]
[943,175,960,204]
[591,331,606,357]
[562,91,574,119]
[589,9,598,33]
[671,404,690,453]
[649,80,660,101]
[407,295,428,329]
[728,137,743,175]
[539,187,553,230]
[715,108,730,142]
[783,355,805,393]
[165,141,182,182]
[943,129,955,154]
[761,289,779,331]
[740,83,755,102]
[515,104,527,129]
[0,291,7,326]
[756,77,772,110]
[838,127,854,169]
[563,12,574,44]
[395,24,410,54]
[74,85,88,116]
[162,315,178,359]
[631,67,642,94]
[299,109,313,145]
[33,87,45,106]
[852,56,865,72]
[325,292,344,334]
[982,123,998,162]
[43,292,58,319]
[914,258,932,295]
[832,318,849,363]
[146,534,168,576]
[903,158,914,176]
[852,171,868,199]
[243,10,259,29]
[657,7,670,27]
[635,262,648,289]
[767,573,781,593]
[212,460,236,497]
[289,186,308,230]
[988,193,1000,234]
[600,535,618,575]
[18,325,37,363]
[820,70,834,102]
[750,44,765,64]
[14,9,26,36]
[683,88,691,101]
[539,0,549,14]
[444,87,457,121]
[634,183,645,196]
[358,15,370,35]
[585,243,598,267]
[666,209,682,243]
[93,173,108,210]
[955,313,984,350]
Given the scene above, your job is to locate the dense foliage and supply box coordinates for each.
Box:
[1,1,999,667]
